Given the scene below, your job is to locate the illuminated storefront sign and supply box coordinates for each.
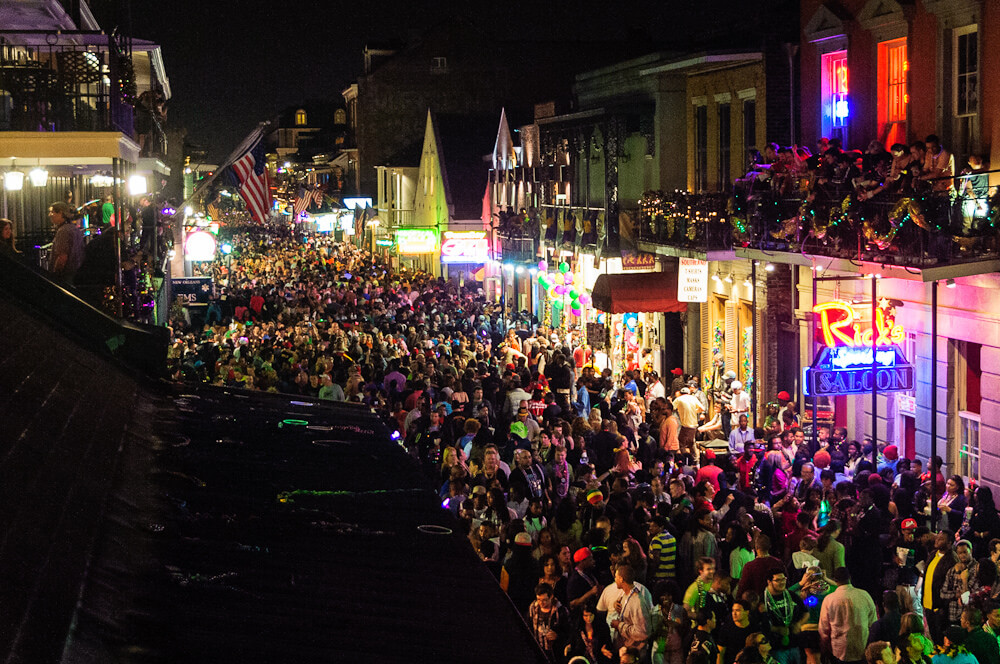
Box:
[805,299,913,396]
[185,230,217,261]
[396,228,437,254]
[441,230,488,263]
[677,257,708,303]
[813,299,905,348]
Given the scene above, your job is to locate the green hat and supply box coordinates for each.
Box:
[509,421,528,439]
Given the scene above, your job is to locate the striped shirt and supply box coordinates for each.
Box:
[649,532,677,580]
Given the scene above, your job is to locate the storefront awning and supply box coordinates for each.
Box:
[591,272,687,314]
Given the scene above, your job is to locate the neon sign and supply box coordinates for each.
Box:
[440,230,488,264]
[814,299,905,348]
[396,228,437,254]
[806,299,914,396]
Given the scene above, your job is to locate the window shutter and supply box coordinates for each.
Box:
[725,301,738,376]
[700,303,711,381]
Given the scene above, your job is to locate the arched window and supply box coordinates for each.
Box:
[334,109,346,125]
[295,109,307,126]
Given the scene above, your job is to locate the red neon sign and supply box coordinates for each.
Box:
[814,299,904,348]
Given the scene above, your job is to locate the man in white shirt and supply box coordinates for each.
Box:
[730,380,750,420]
[819,567,877,663]
[672,388,704,463]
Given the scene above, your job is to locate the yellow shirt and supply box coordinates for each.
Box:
[924,551,943,610]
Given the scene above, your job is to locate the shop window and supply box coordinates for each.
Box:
[820,50,849,145]
[742,99,756,157]
[878,38,907,148]
[717,103,731,192]
[952,340,982,483]
[694,104,708,192]
[959,411,980,483]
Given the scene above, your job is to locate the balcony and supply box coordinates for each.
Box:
[497,213,538,263]
[0,36,165,159]
[733,180,999,270]
[635,183,1000,276]
[635,190,734,255]
[375,207,414,228]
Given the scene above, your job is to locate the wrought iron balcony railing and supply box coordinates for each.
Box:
[636,183,999,268]
[635,190,734,253]
[0,36,165,159]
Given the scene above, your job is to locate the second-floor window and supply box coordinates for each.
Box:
[955,26,978,116]
[695,104,708,193]
[878,38,907,147]
[821,50,849,145]
[717,103,731,192]
[295,109,307,126]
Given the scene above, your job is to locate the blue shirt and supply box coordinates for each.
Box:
[728,426,754,454]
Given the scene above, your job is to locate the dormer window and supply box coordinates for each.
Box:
[431,57,448,73]
[295,109,307,126]
[334,108,346,125]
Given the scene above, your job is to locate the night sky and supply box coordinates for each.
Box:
[94,0,789,162]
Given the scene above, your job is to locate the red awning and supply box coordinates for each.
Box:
[591,271,687,314]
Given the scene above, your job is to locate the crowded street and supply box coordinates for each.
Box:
[163,221,1000,664]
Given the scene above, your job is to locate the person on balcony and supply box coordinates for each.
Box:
[959,154,990,235]
[920,135,955,196]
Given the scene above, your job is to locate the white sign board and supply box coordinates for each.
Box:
[677,257,708,302]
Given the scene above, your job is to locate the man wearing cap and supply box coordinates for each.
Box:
[516,404,541,442]
[729,380,750,421]
[892,518,921,572]
[878,445,899,474]
[673,387,704,463]
[504,376,532,419]
[695,451,724,492]
[669,367,686,397]
[567,547,601,609]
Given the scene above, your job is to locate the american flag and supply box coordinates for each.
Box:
[293,186,322,218]
[227,136,271,223]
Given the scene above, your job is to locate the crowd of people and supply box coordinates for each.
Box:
[167,226,1000,664]
[745,134,992,241]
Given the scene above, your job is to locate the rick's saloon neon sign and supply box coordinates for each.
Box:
[805,299,914,397]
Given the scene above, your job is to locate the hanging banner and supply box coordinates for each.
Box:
[587,322,607,349]
[677,257,708,302]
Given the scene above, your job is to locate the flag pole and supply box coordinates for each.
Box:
[169,120,271,222]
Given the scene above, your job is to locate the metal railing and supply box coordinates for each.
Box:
[0,35,165,158]
[636,182,998,267]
